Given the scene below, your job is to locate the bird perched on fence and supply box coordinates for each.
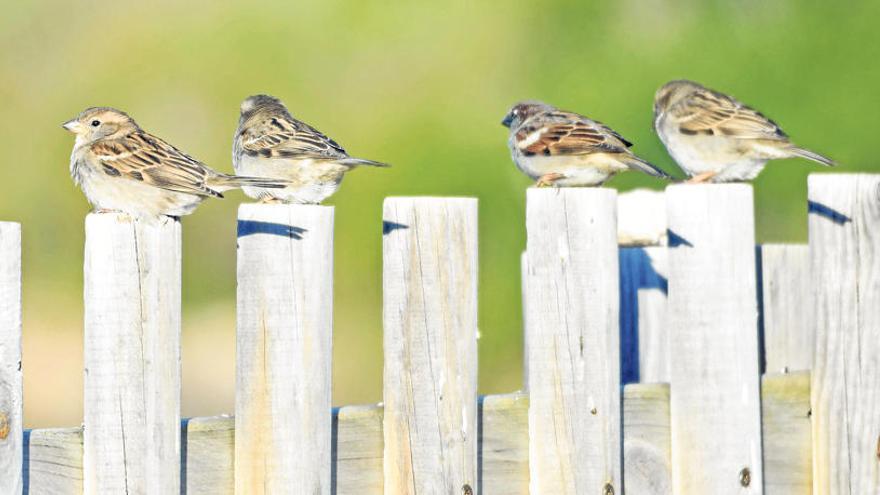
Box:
[63,107,289,219]
[653,80,835,183]
[232,94,389,204]
[501,100,671,187]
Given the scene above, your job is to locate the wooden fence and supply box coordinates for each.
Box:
[0,173,877,494]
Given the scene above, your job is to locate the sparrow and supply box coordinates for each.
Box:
[653,80,835,183]
[501,100,671,187]
[63,107,288,219]
[233,94,389,204]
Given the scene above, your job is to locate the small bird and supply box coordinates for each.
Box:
[63,107,288,219]
[501,100,670,187]
[653,80,835,183]
[233,94,389,204]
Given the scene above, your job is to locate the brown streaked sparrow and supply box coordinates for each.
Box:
[653,80,835,183]
[501,100,671,187]
[63,107,288,219]
[233,94,389,204]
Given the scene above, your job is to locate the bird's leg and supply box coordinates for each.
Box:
[535,173,565,188]
[686,171,718,184]
[259,196,282,204]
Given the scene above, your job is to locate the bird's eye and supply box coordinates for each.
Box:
[91,120,100,127]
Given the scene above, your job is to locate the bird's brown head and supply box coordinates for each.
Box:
[62,107,138,144]
[654,80,703,118]
[501,100,553,129]
[240,94,288,118]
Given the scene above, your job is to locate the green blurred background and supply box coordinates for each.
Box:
[3,1,878,427]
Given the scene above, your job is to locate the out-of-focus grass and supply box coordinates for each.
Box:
[3,1,878,427]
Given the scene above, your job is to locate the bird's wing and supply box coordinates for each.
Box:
[239,114,349,160]
[671,87,788,140]
[513,111,632,157]
[89,131,221,197]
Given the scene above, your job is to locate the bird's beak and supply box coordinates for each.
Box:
[62,119,80,132]
[501,114,513,128]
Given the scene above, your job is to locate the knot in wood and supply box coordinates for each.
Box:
[461,483,473,495]
[739,467,751,487]
[0,411,9,440]
[603,482,614,495]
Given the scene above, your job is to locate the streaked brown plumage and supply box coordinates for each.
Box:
[63,107,287,219]
[653,80,835,182]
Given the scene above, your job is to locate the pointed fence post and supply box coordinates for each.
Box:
[382,197,479,495]
[666,184,763,494]
[235,204,334,494]
[0,223,21,494]
[83,213,181,494]
[524,188,621,494]
[809,174,880,495]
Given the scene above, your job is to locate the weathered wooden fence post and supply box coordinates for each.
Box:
[666,184,763,494]
[759,244,812,373]
[809,174,880,495]
[525,188,621,494]
[235,204,334,494]
[0,223,21,494]
[83,214,181,494]
[382,197,478,494]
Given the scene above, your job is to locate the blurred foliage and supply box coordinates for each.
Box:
[2,0,878,426]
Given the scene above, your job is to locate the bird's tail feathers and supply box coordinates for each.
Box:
[210,174,291,192]
[338,157,391,168]
[789,146,836,167]
[624,155,672,179]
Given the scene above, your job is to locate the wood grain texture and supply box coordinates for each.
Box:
[24,427,83,495]
[809,174,880,495]
[382,197,479,495]
[480,393,529,495]
[334,405,383,495]
[666,184,764,494]
[236,204,334,495]
[624,383,671,495]
[619,247,669,384]
[760,245,812,373]
[0,222,21,495]
[83,213,181,494]
[521,252,529,390]
[525,188,621,494]
[762,372,812,494]
[185,415,234,495]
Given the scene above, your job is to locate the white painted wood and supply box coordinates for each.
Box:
[524,188,621,494]
[480,393,528,495]
[185,415,234,495]
[521,251,529,391]
[809,174,880,495]
[334,405,383,495]
[619,247,669,384]
[618,188,667,246]
[83,213,181,494]
[760,245,812,373]
[235,204,334,494]
[0,222,21,495]
[666,184,763,494]
[24,427,83,495]
[624,383,672,495]
[382,197,479,495]
[761,372,812,494]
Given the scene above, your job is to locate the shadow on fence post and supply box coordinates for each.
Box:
[0,222,21,494]
[524,188,621,494]
[382,197,478,495]
[83,213,181,494]
[666,184,763,494]
[235,204,334,494]
[809,173,880,494]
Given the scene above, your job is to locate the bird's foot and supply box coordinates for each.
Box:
[685,171,717,184]
[535,173,565,188]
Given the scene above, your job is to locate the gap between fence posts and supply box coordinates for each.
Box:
[524,187,621,495]
[83,213,181,494]
[0,222,21,494]
[809,174,880,495]
[382,197,479,495]
[235,204,334,495]
[666,184,763,494]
